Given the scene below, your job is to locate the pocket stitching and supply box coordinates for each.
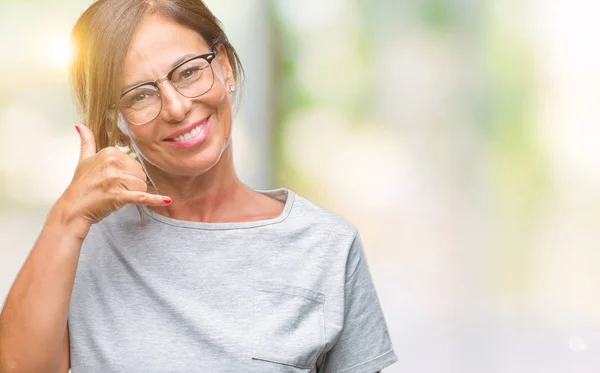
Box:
[256,287,324,303]
[254,281,325,303]
[252,285,326,370]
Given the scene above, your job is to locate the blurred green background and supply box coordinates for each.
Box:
[2,0,600,372]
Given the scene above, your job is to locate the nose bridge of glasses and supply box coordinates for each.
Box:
[154,73,171,88]
[152,74,182,101]
[158,76,191,116]
[156,76,169,85]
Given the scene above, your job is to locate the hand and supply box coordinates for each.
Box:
[53,124,171,235]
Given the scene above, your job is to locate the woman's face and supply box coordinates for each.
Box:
[119,14,234,177]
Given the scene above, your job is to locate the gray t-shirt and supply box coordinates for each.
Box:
[69,189,398,372]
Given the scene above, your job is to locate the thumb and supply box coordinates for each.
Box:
[76,124,97,161]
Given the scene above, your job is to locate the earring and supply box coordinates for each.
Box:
[115,141,138,160]
[229,85,236,93]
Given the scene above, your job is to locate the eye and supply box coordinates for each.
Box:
[133,92,148,102]
[181,67,199,79]
[120,86,159,109]
[173,59,210,84]
[177,66,202,82]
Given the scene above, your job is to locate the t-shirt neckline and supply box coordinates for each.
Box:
[139,188,295,230]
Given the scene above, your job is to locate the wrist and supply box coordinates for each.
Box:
[47,200,91,241]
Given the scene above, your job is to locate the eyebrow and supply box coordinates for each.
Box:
[122,53,198,93]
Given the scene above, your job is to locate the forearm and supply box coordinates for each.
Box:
[0,208,87,372]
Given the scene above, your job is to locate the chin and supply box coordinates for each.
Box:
[164,138,230,177]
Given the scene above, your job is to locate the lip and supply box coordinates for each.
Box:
[164,117,209,141]
[164,116,211,149]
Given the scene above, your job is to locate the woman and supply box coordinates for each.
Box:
[0,1,397,372]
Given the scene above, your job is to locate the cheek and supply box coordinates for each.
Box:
[215,95,233,129]
[124,118,160,148]
[128,128,157,151]
[196,84,229,117]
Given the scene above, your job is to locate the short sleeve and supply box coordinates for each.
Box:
[319,233,398,373]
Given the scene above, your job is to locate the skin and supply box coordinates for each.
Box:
[120,14,284,223]
[0,14,285,373]
[1,14,383,373]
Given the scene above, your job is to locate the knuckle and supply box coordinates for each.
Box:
[135,193,147,204]
[100,178,114,193]
[103,171,121,184]
[104,155,123,168]
[109,189,122,201]
[100,173,123,194]
[102,187,120,202]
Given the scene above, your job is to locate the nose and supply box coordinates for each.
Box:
[158,82,192,123]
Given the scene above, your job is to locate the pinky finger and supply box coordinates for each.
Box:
[122,191,172,207]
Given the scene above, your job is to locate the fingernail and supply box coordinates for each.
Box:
[163,198,172,205]
[75,125,80,134]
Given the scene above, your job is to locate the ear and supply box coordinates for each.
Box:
[215,44,234,86]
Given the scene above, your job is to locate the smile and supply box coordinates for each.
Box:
[173,122,204,142]
[165,117,211,149]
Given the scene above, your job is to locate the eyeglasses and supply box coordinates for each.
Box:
[117,51,216,126]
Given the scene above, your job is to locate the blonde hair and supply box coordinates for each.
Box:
[70,0,245,150]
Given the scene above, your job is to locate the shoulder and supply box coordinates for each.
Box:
[293,192,355,230]
[285,189,358,244]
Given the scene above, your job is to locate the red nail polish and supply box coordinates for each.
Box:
[163,198,172,205]
[75,125,80,134]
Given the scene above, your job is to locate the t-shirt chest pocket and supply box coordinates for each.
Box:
[251,282,326,370]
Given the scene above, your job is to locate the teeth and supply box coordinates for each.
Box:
[174,124,203,142]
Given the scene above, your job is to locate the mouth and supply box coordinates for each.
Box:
[164,117,209,142]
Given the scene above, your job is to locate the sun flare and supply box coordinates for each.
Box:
[45,34,73,68]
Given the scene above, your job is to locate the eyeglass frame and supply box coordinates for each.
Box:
[115,51,217,125]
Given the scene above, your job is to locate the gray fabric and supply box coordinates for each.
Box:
[69,188,398,372]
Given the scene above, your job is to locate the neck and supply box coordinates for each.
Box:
[144,144,252,222]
